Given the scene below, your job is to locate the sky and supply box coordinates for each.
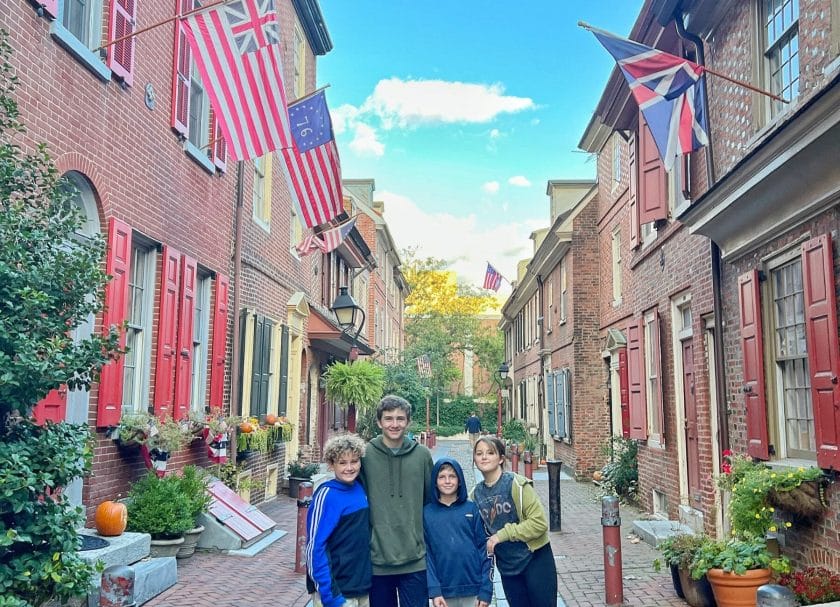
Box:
[317,1,644,296]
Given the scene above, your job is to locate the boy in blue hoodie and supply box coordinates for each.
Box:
[424,458,493,607]
[306,434,371,607]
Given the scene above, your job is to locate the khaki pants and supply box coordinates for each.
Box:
[469,433,480,448]
[311,593,369,607]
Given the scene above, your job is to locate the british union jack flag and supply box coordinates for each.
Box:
[226,0,280,54]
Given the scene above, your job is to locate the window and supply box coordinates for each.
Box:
[546,278,554,332]
[762,0,799,118]
[190,272,212,412]
[612,135,622,191]
[253,155,272,228]
[293,23,306,99]
[62,0,103,48]
[188,64,210,150]
[241,313,275,418]
[122,244,156,412]
[770,257,813,458]
[560,257,568,322]
[644,311,663,444]
[290,207,303,255]
[611,228,622,304]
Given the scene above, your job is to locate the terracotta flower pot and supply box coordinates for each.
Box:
[706,568,771,607]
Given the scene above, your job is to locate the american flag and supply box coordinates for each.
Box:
[483,263,503,291]
[294,232,325,257]
[321,218,356,254]
[416,355,432,378]
[180,0,293,161]
[280,90,344,229]
[587,25,709,170]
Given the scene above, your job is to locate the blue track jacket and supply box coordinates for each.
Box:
[423,457,493,602]
[305,478,371,607]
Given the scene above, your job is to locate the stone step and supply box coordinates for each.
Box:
[85,557,178,607]
[77,528,151,570]
[632,519,694,547]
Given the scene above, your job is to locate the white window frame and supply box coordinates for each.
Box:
[122,241,156,413]
[644,310,663,446]
[761,0,800,119]
[190,271,212,413]
[188,63,211,150]
[611,227,622,305]
[290,207,303,257]
[559,257,568,323]
[252,155,270,230]
[61,0,103,50]
[611,134,622,192]
[546,278,554,333]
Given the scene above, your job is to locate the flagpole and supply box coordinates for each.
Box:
[578,21,788,104]
[288,84,332,106]
[93,0,235,53]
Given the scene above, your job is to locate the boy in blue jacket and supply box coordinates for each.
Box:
[424,457,493,607]
[306,434,371,607]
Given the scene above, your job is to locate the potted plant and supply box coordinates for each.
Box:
[111,411,154,448]
[287,454,320,499]
[141,417,190,476]
[655,533,716,607]
[323,359,385,432]
[236,419,272,458]
[126,471,194,557]
[689,536,789,607]
[175,465,212,559]
[778,566,840,605]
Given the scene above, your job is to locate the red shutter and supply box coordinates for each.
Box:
[153,246,181,419]
[97,218,132,427]
[628,318,647,439]
[211,111,228,172]
[33,388,67,425]
[39,0,58,19]
[628,133,640,249]
[801,235,840,469]
[170,0,194,135]
[209,274,230,410]
[738,270,769,460]
[638,113,668,225]
[618,347,630,438]
[106,0,136,86]
[651,308,665,441]
[173,255,197,421]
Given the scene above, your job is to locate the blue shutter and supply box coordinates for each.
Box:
[564,369,573,441]
[555,371,567,438]
[546,371,556,435]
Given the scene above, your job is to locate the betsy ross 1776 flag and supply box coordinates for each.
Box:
[180,0,293,161]
[281,90,344,229]
[586,24,709,170]
[483,263,502,292]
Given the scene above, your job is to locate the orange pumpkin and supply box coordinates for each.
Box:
[264,413,278,426]
[239,422,254,433]
[94,501,127,537]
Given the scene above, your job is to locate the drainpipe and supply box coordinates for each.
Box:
[536,274,546,454]
[673,10,729,453]
[230,161,245,465]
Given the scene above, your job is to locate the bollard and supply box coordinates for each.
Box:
[601,495,623,606]
[510,443,519,474]
[547,460,562,532]
[99,565,136,607]
[523,450,533,479]
[294,481,313,574]
[757,584,797,606]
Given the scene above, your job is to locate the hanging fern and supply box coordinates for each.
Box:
[324,360,385,411]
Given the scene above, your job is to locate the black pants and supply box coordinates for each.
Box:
[499,543,558,607]
[369,570,428,607]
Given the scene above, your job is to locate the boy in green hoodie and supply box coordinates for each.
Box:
[361,395,434,607]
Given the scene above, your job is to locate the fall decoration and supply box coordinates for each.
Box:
[94,501,127,537]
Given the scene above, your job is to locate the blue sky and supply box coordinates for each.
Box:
[318,1,643,294]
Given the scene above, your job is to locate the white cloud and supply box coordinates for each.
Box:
[482,181,500,194]
[489,128,500,139]
[361,78,534,129]
[349,123,385,157]
[507,176,532,187]
[378,190,543,292]
[330,104,359,136]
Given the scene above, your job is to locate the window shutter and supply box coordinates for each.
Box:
[555,371,567,439]
[738,269,769,460]
[33,388,67,425]
[250,316,272,418]
[106,0,137,86]
[564,368,572,440]
[652,308,665,442]
[638,113,668,225]
[546,371,556,436]
[278,325,289,416]
[211,111,228,172]
[170,0,193,135]
[153,246,181,419]
[209,274,229,410]
[97,218,132,427]
[173,255,197,420]
[618,347,630,438]
[39,0,58,20]
[801,234,840,469]
[628,133,640,248]
[628,318,647,439]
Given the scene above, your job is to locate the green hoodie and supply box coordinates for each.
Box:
[361,435,433,575]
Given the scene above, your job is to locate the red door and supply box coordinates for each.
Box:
[682,340,701,502]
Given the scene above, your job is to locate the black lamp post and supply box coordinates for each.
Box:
[494,362,510,437]
[331,286,366,362]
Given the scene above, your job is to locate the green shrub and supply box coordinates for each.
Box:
[178,465,212,525]
[126,472,193,539]
[502,419,527,442]
[599,436,638,502]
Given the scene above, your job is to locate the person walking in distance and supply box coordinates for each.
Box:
[362,395,434,607]
[465,412,482,448]
[471,436,557,607]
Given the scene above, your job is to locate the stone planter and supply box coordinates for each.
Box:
[149,535,185,558]
[176,525,205,559]
[706,568,770,607]
[288,477,311,499]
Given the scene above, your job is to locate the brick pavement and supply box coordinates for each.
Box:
[145,439,686,607]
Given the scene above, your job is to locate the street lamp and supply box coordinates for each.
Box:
[494,362,509,437]
[331,286,366,362]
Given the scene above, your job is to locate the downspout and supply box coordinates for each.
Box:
[536,274,545,456]
[674,11,729,453]
[230,161,245,460]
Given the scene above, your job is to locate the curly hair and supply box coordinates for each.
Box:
[323,433,366,465]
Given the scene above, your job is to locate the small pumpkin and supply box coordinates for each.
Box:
[592,470,603,482]
[264,413,278,426]
[239,422,254,434]
[95,500,128,537]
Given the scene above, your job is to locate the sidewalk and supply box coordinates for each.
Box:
[145,438,684,607]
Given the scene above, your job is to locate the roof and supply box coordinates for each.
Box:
[291,0,333,56]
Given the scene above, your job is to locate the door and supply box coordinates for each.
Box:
[682,340,701,502]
